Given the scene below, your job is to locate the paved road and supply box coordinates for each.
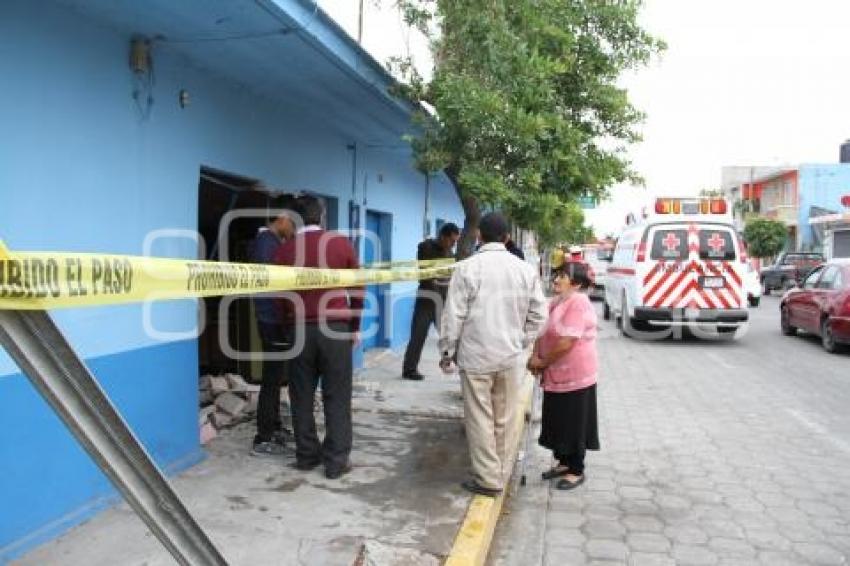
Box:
[491,295,850,565]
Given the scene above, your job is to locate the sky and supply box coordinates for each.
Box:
[318,0,850,236]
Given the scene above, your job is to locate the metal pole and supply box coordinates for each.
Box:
[0,310,228,566]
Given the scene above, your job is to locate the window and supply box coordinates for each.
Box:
[802,266,824,289]
[650,229,688,260]
[699,230,736,261]
[816,266,840,290]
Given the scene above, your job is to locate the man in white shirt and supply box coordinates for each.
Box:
[439,212,547,496]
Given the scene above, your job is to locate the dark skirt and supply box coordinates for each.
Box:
[538,384,600,456]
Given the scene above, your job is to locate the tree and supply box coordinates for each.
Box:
[743,218,788,259]
[512,194,593,248]
[388,0,664,256]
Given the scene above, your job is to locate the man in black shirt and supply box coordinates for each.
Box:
[402,222,461,380]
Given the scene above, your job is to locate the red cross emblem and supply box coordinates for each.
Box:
[662,232,681,252]
[707,233,725,254]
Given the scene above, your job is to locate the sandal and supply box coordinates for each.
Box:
[541,466,570,480]
[555,474,585,490]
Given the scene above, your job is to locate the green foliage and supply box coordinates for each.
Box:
[386,0,663,254]
[743,218,788,258]
[511,194,594,247]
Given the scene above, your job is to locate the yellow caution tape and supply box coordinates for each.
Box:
[0,241,454,311]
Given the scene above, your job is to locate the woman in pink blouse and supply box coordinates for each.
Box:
[528,261,600,490]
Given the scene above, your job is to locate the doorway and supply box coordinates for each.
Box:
[362,210,392,349]
[196,166,297,381]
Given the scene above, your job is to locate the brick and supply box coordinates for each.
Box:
[246,391,259,413]
[629,552,676,566]
[199,405,216,426]
[707,537,755,559]
[627,533,671,553]
[792,542,845,565]
[200,422,217,445]
[584,519,626,539]
[585,539,628,561]
[225,373,249,393]
[211,411,232,428]
[672,544,718,565]
[544,546,586,566]
[209,375,229,395]
[622,515,664,533]
[215,392,247,417]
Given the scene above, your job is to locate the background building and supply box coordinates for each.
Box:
[0,0,463,559]
[721,155,850,253]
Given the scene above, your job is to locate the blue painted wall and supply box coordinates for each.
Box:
[0,0,463,559]
[797,165,850,248]
[0,340,203,561]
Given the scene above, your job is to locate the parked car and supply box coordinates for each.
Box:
[744,263,762,307]
[761,252,824,294]
[584,246,612,300]
[780,259,850,353]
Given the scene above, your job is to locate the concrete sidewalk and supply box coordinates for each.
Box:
[13,338,472,566]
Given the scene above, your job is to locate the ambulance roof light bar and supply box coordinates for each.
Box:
[654,198,728,215]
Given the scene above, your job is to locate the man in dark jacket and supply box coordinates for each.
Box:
[274,195,363,479]
[402,222,461,380]
[250,205,295,457]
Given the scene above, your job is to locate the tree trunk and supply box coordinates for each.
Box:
[445,165,480,259]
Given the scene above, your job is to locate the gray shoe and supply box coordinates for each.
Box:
[251,441,286,457]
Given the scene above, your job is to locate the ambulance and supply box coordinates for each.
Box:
[604,197,749,337]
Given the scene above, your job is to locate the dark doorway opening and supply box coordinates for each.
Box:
[197,166,296,380]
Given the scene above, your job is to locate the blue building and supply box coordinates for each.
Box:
[736,164,850,252]
[0,0,463,559]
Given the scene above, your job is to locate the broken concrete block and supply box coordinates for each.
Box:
[246,391,259,413]
[199,405,216,426]
[225,373,249,393]
[199,390,214,405]
[210,412,232,428]
[200,422,217,444]
[199,374,212,391]
[209,376,229,395]
[215,392,247,417]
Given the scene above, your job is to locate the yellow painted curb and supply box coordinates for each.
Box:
[444,376,535,566]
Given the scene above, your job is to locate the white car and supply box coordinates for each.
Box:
[744,263,762,307]
[584,246,611,300]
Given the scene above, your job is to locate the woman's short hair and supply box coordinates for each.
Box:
[555,261,593,290]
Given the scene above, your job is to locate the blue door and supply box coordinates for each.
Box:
[363,211,390,349]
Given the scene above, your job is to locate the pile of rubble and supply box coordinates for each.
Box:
[198,373,260,444]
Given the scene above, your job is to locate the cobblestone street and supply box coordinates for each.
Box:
[491,295,850,566]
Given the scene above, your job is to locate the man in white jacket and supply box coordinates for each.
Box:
[439,212,547,496]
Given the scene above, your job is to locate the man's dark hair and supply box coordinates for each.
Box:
[478,212,509,243]
[555,261,593,290]
[439,222,460,238]
[267,195,297,224]
[295,195,324,226]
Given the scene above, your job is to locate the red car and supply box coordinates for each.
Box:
[780,259,850,353]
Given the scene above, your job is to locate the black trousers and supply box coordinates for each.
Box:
[255,321,290,444]
[402,296,439,375]
[289,321,353,469]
